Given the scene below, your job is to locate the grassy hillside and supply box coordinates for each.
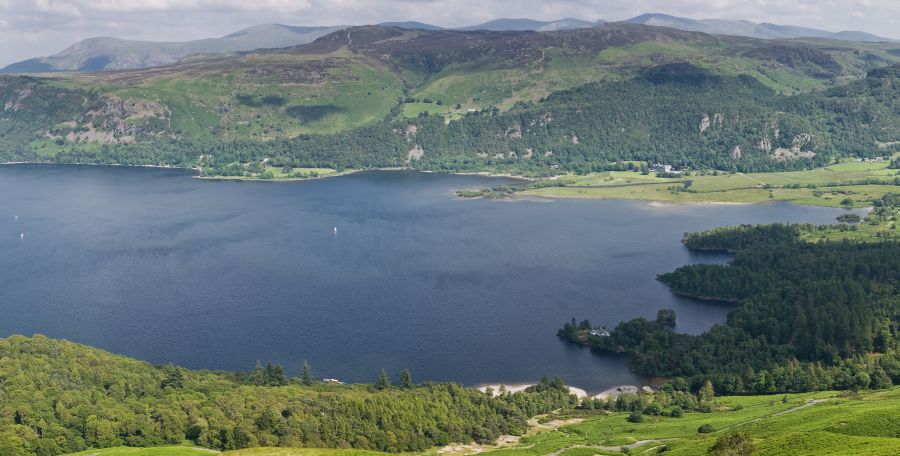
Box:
[0,335,575,456]
[475,388,900,456]
[2,24,899,174]
[63,388,900,455]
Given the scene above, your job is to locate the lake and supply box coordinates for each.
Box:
[0,165,859,392]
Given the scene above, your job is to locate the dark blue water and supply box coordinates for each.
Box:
[0,165,858,392]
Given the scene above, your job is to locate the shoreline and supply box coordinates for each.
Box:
[1,161,528,183]
[477,382,654,399]
[199,167,534,183]
[512,192,875,210]
[0,162,876,211]
[1,161,198,172]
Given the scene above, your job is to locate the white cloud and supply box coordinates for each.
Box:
[0,0,898,67]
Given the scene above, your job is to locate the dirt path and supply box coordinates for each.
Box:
[543,399,829,456]
[737,172,767,187]
[772,398,827,416]
[716,398,830,434]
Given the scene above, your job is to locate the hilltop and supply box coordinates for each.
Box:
[3,13,896,74]
[0,24,346,73]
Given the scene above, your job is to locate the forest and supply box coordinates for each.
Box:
[0,335,576,455]
[559,220,899,395]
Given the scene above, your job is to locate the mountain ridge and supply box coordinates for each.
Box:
[3,13,896,74]
[625,13,896,42]
[1,22,897,176]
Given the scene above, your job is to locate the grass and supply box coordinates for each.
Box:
[64,388,900,456]
[521,159,899,209]
[225,450,398,456]
[67,446,218,455]
[475,388,900,456]
[58,53,406,141]
[512,158,900,241]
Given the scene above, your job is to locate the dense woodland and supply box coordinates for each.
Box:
[559,222,899,395]
[0,335,577,455]
[2,63,898,175]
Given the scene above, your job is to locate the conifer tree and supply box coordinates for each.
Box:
[399,368,413,389]
[376,368,391,389]
[302,360,313,386]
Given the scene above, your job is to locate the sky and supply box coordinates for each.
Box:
[1,0,898,66]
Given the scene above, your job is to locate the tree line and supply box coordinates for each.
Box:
[559,223,899,395]
[0,335,575,455]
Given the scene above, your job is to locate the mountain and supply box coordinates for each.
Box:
[1,24,898,173]
[1,18,603,73]
[5,14,896,74]
[625,13,897,42]
[458,17,597,32]
[0,23,344,73]
[377,21,444,30]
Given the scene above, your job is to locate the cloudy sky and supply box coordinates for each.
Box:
[1,0,898,66]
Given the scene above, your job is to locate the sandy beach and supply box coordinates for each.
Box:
[592,385,640,399]
[477,383,591,399]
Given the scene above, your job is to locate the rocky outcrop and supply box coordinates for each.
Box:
[4,87,32,111]
[406,144,424,162]
[505,124,522,139]
[774,134,816,160]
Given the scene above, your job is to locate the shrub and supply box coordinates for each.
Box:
[698,423,715,433]
[627,411,644,423]
[644,402,663,416]
[708,432,754,455]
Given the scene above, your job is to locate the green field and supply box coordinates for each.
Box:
[67,447,219,455]
[65,388,900,456]
[520,159,899,208]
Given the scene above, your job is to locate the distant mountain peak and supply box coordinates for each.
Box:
[1,23,346,73]
[377,21,444,30]
[624,13,896,42]
[459,17,597,32]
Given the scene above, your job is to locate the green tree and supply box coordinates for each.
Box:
[399,368,413,389]
[160,363,184,389]
[263,362,287,386]
[699,380,716,402]
[302,360,313,387]
[376,368,391,389]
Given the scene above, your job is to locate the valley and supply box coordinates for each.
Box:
[1,9,899,456]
